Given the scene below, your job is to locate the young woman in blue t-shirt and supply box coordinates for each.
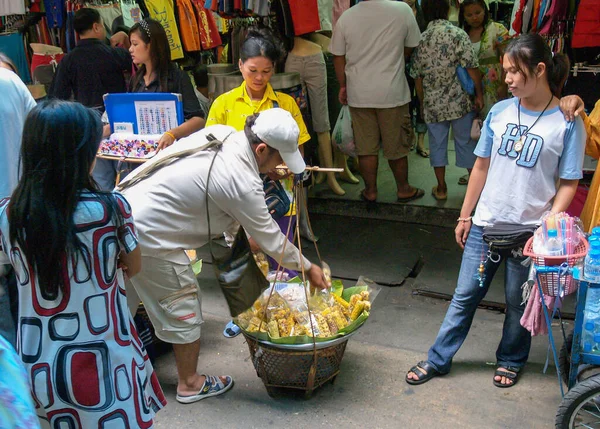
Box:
[406,33,586,388]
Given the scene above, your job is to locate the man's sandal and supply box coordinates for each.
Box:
[176,375,234,404]
[493,366,521,388]
[405,361,446,385]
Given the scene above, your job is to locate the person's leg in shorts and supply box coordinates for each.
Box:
[348,107,381,202]
[451,111,477,179]
[378,104,424,202]
[128,255,233,403]
[427,120,451,200]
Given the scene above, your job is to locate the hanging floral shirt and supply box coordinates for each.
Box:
[410,19,479,123]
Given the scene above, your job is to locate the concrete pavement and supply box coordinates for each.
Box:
[152,264,567,428]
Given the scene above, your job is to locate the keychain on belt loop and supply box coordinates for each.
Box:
[476,243,500,287]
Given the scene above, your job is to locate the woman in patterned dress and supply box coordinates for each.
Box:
[459,0,510,120]
[0,100,166,428]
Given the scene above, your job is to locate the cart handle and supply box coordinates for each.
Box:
[534,263,571,275]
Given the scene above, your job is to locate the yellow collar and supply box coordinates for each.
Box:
[236,81,278,108]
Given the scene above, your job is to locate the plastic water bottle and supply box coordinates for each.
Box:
[585,250,600,282]
[545,229,562,256]
[583,287,600,354]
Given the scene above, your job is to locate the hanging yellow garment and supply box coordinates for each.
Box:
[579,100,600,232]
[145,0,184,60]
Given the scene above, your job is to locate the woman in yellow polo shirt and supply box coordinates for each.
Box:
[207,29,310,338]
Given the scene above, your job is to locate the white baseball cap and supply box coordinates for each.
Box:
[251,108,306,174]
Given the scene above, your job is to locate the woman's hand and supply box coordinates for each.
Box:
[474,94,484,113]
[102,124,111,138]
[157,132,176,151]
[559,95,585,122]
[455,220,472,249]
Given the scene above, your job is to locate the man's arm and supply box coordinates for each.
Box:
[47,60,72,100]
[333,55,347,105]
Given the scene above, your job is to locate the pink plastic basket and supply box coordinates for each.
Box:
[523,237,589,297]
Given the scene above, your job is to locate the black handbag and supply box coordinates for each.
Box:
[205,135,269,317]
[482,224,536,253]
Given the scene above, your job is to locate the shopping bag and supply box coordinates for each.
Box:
[456,66,475,96]
[332,105,356,158]
[210,226,269,317]
[470,117,483,140]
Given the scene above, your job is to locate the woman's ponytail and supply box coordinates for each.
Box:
[505,34,571,98]
[549,53,570,97]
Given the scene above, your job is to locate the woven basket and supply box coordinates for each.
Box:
[244,334,348,398]
[524,237,589,297]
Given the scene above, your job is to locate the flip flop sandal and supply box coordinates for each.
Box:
[176,375,234,404]
[360,189,377,203]
[397,188,425,203]
[405,361,446,385]
[223,320,241,338]
[458,174,469,185]
[493,367,521,388]
[431,186,448,201]
[416,147,430,158]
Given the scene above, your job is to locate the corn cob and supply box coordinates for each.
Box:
[332,293,350,309]
[314,314,332,338]
[247,316,263,332]
[267,320,280,339]
[332,308,348,329]
[277,314,295,337]
[348,294,361,310]
[350,301,366,321]
[363,301,371,313]
[325,313,340,334]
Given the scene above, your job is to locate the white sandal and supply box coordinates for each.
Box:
[176,375,234,404]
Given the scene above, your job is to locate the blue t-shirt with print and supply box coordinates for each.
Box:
[473,97,586,227]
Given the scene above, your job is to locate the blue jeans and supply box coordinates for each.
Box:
[427,224,532,373]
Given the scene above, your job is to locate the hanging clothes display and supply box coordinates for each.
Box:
[44,0,65,28]
[538,0,568,35]
[145,0,184,59]
[191,0,222,50]
[332,0,350,29]
[0,0,26,16]
[572,0,600,48]
[317,0,333,32]
[247,0,270,16]
[121,0,142,27]
[177,0,201,51]
[86,3,122,32]
[0,32,31,82]
[287,0,321,35]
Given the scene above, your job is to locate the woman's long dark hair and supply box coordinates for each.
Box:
[504,34,570,97]
[130,19,171,92]
[8,100,121,300]
[458,0,490,33]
